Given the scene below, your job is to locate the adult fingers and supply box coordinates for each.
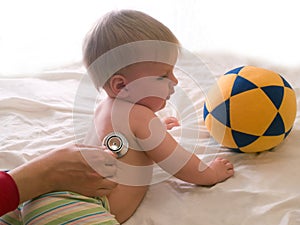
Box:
[78,146,118,177]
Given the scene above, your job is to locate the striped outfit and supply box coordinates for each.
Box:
[0,191,119,225]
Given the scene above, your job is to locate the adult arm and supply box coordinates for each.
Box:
[0,144,117,216]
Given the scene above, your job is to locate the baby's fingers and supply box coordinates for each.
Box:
[164,116,180,130]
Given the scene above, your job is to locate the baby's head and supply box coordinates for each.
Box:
[83,10,179,106]
[83,10,179,66]
[83,10,180,111]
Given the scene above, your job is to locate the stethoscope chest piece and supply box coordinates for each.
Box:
[102,132,129,158]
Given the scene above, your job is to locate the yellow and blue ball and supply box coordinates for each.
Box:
[203,66,297,153]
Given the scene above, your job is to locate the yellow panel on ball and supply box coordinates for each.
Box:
[278,87,297,132]
[205,115,238,149]
[238,66,284,87]
[230,88,277,136]
[205,74,236,112]
[240,135,285,153]
[217,74,237,100]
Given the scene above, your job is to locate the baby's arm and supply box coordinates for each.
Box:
[135,107,234,186]
[147,130,233,185]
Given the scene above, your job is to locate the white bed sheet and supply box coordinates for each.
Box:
[0,53,299,225]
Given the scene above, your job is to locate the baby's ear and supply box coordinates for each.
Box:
[109,75,129,98]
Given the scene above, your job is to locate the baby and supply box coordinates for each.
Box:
[82,9,234,223]
[0,9,234,225]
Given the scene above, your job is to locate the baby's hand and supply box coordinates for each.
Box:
[164,117,180,130]
[209,157,234,183]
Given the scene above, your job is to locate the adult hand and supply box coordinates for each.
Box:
[9,143,117,204]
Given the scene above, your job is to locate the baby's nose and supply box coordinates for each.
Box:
[169,73,178,86]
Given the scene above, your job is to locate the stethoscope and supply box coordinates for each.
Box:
[102,132,129,158]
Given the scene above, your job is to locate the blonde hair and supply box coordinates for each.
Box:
[83,9,179,68]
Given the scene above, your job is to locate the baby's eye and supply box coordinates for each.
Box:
[156,75,168,80]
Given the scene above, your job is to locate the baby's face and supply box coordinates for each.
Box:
[122,62,178,112]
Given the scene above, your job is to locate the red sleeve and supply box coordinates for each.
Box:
[0,171,20,216]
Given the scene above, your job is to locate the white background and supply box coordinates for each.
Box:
[0,0,299,74]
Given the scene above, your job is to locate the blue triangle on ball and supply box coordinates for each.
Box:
[211,99,230,127]
[263,113,285,136]
[225,66,244,75]
[230,148,244,153]
[261,86,284,109]
[280,75,292,89]
[284,128,292,138]
[231,76,258,96]
[232,130,259,147]
[203,102,209,120]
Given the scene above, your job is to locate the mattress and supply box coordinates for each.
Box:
[0,52,299,225]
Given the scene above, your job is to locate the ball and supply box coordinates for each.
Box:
[203,65,297,153]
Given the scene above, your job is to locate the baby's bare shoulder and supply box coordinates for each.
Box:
[129,104,158,128]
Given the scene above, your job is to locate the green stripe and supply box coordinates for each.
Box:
[0,214,22,225]
[33,191,70,198]
[22,192,118,224]
[24,199,77,223]
[64,214,119,225]
[44,207,107,225]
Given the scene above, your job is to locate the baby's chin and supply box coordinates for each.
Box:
[136,97,168,112]
[153,100,167,112]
